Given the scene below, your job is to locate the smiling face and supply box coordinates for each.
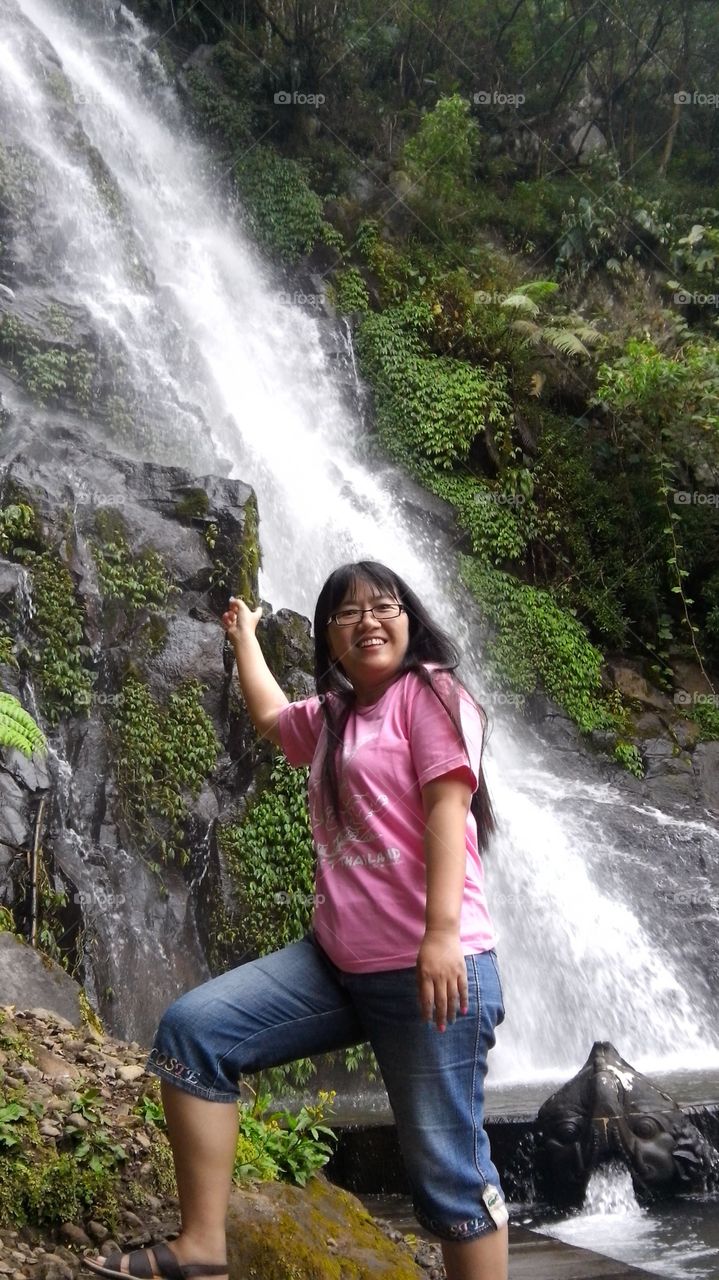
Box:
[326,577,410,705]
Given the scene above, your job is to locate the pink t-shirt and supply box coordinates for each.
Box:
[277,667,496,972]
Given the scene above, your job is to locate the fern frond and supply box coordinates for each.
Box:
[510,319,543,344]
[0,693,47,757]
[569,322,605,347]
[542,327,591,357]
[502,293,540,316]
[512,280,560,303]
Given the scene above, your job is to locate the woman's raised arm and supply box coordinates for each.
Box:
[221,598,288,747]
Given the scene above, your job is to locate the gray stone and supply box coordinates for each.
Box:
[0,772,31,849]
[0,934,82,1024]
[569,121,608,162]
[694,741,719,814]
[60,1224,91,1248]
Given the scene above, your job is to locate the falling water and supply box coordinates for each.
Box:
[2,0,719,1071]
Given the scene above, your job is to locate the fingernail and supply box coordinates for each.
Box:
[461,1006,469,1015]
[438,1023,446,1033]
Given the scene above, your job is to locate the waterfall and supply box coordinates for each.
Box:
[2,0,719,1074]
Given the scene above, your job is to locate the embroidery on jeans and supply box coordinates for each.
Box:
[148,1047,201,1086]
[414,1208,493,1239]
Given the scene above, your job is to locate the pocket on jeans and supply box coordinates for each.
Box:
[488,950,506,1023]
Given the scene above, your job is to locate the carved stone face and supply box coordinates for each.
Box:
[534,1041,719,1206]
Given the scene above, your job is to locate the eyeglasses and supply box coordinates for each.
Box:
[329,602,404,627]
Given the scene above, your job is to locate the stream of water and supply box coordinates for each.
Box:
[1,0,718,1078]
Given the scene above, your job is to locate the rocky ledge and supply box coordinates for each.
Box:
[0,999,442,1280]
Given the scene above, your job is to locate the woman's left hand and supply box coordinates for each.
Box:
[416,928,469,1031]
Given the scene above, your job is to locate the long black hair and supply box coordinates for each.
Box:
[312,560,497,854]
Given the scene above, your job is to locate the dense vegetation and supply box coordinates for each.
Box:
[132,0,719,738]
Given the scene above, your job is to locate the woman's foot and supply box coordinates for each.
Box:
[83,1238,228,1280]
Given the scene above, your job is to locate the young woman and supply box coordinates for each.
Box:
[83,561,508,1280]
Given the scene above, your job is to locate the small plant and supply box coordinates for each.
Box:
[0,1099,32,1149]
[113,674,221,865]
[234,1090,337,1188]
[133,1094,166,1128]
[92,516,178,613]
[0,502,37,553]
[613,741,645,777]
[215,757,315,957]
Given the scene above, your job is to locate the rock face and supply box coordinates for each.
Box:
[0,418,311,1045]
[0,933,83,1024]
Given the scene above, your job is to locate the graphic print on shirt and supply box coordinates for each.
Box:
[310,728,404,872]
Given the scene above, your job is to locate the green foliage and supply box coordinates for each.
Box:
[91,513,178,613]
[113,674,221,866]
[356,301,513,469]
[0,1078,119,1229]
[216,756,315,956]
[692,699,719,741]
[185,68,254,146]
[0,621,17,666]
[0,906,19,934]
[0,1013,34,1061]
[330,267,370,314]
[17,548,93,725]
[556,158,671,279]
[133,1093,166,1129]
[425,471,534,564]
[234,148,326,262]
[0,692,47,758]
[67,1088,128,1174]
[613,741,645,777]
[0,1144,118,1229]
[669,212,719,304]
[234,1090,337,1188]
[0,1098,34,1149]
[174,488,210,519]
[0,142,39,218]
[401,94,478,227]
[0,315,96,409]
[459,557,614,733]
[0,502,37,553]
[234,492,261,603]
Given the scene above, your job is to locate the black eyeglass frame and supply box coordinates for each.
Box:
[328,603,405,627]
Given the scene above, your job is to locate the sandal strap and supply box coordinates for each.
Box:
[128,1250,163,1280]
[151,1245,227,1280]
[100,1254,124,1275]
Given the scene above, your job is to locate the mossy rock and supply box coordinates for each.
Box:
[226,1175,423,1279]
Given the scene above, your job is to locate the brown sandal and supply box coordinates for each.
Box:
[82,1243,228,1280]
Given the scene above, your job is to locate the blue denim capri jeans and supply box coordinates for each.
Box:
[144,930,506,1242]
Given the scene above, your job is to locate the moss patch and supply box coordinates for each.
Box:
[226,1176,423,1280]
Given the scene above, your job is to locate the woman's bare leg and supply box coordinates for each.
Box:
[89,1083,237,1276]
[440,1224,509,1280]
